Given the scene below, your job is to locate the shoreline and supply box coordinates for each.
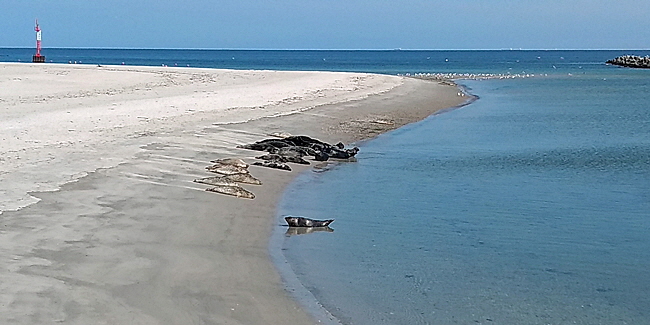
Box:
[265,77,473,325]
[0,63,467,324]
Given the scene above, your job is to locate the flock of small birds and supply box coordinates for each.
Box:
[403,72,542,81]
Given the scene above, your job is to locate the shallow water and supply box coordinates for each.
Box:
[279,65,650,324]
[4,48,649,324]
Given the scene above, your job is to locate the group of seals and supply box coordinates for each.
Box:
[193,135,346,233]
[237,135,360,168]
[194,158,261,199]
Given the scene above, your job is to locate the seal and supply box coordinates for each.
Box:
[194,176,239,187]
[284,216,334,227]
[206,163,249,175]
[210,158,249,168]
[206,185,255,199]
[256,153,310,165]
[223,173,262,185]
[253,160,291,171]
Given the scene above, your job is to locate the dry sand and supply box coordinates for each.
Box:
[0,63,467,324]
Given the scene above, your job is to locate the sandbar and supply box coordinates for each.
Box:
[0,63,466,324]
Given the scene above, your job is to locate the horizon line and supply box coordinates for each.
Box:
[2,46,650,51]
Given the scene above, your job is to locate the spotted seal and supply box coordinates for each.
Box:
[253,160,291,171]
[194,176,238,187]
[206,185,255,199]
[210,158,249,168]
[206,163,249,175]
[284,216,334,227]
[223,173,262,185]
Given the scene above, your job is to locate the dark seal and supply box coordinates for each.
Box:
[284,216,334,227]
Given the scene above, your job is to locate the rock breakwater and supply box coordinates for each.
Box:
[606,55,650,69]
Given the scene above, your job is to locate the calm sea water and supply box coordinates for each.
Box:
[275,52,650,324]
[3,49,649,324]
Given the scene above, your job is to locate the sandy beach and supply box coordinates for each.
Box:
[0,63,465,324]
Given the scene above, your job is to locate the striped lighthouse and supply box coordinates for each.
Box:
[32,19,45,63]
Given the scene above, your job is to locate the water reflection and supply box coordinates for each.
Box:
[285,226,334,236]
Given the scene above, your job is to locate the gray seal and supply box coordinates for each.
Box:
[206,185,255,199]
[284,216,334,227]
[206,163,249,175]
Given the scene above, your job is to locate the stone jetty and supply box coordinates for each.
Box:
[606,55,650,69]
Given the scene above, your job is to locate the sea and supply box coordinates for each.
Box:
[3,48,649,324]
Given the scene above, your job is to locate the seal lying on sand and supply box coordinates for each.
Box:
[223,173,262,185]
[206,163,249,175]
[194,174,262,186]
[210,158,249,168]
[194,176,239,187]
[284,216,334,227]
[253,160,291,171]
[256,153,310,165]
[206,185,255,199]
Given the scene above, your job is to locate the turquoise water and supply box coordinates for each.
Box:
[3,48,649,324]
[279,65,650,323]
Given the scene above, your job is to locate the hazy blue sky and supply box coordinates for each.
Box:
[1,0,649,49]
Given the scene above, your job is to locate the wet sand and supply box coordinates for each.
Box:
[0,63,466,324]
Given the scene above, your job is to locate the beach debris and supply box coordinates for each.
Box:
[284,216,335,227]
[206,163,249,175]
[253,160,292,171]
[209,157,249,168]
[238,135,359,162]
[206,185,255,199]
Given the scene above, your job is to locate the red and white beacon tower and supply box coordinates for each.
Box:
[32,19,45,63]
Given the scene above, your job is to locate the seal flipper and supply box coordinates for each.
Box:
[321,219,335,227]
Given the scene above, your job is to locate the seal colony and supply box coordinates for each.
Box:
[193,134,360,200]
[238,135,360,166]
[194,158,260,199]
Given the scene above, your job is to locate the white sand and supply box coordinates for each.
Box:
[1,63,402,213]
[0,63,464,324]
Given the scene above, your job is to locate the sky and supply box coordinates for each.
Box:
[1,0,649,50]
